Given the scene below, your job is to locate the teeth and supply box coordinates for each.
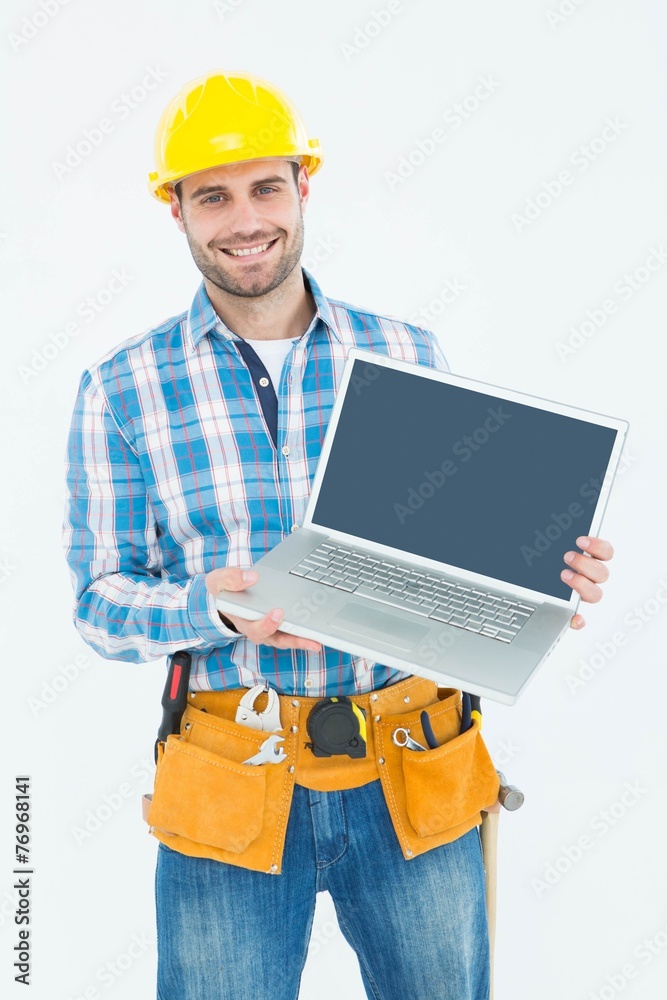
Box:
[225,241,273,256]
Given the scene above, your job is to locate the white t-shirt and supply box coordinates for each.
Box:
[241,335,301,393]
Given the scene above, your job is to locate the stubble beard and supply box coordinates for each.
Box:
[184,210,305,299]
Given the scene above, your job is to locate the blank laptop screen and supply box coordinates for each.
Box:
[310,361,619,601]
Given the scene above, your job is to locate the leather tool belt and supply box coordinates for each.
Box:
[142,675,499,875]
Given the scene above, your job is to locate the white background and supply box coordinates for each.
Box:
[2,1,666,998]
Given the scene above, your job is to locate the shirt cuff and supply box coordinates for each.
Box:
[187,574,241,646]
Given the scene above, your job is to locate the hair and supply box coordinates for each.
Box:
[174,159,301,204]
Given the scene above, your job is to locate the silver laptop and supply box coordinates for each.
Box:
[216,348,628,705]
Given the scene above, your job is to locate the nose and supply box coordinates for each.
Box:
[226,195,266,241]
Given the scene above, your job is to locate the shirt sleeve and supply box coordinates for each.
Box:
[62,369,240,663]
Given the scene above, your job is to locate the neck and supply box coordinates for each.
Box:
[204,265,315,341]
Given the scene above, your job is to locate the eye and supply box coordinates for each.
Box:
[202,194,223,204]
[257,186,277,195]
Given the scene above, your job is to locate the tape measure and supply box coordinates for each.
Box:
[305,696,367,758]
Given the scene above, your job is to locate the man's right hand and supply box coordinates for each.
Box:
[205,567,323,653]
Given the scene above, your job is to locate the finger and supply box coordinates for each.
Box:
[563,551,610,584]
[206,571,323,652]
[560,568,603,603]
[257,609,322,653]
[569,612,586,630]
[576,536,614,561]
[219,612,323,652]
[268,629,324,653]
[206,565,257,596]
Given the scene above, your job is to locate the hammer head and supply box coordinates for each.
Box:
[496,770,525,811]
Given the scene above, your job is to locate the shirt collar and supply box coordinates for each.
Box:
[185,265,342,350]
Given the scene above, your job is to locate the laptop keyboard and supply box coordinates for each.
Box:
[289,541,536,643]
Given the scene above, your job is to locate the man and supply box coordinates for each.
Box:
[63,72,613,1000]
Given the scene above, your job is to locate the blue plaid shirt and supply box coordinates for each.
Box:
[62,267,450,695]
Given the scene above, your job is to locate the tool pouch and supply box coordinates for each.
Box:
[149,734,266,853]
[146,704,297,874]
[374,688,500,859]
[401,717,497,836]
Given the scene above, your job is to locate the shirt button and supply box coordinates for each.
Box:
[259,377,269,387]
[304,678,314,688]
[291,524,299,532]
[281,446,290,456]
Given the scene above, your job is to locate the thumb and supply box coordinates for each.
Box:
[205,566,258,596]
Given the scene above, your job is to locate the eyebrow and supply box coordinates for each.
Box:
[188,176,289,200]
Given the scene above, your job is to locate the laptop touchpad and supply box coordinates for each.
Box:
[330,602,429,651]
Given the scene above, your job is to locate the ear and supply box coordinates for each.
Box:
[297,165,310,213]
[167,185,186,233]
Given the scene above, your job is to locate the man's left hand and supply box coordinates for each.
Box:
[561,535,614,630]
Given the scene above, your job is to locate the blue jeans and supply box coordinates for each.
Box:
[155,778,490,999]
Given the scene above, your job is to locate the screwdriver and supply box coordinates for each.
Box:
[154,650,192,763]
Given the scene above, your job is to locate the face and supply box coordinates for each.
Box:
[168,158,309,299]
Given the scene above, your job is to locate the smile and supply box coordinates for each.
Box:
[221,238,279,258]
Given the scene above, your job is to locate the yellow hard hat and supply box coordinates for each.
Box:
[148,70,323,202]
